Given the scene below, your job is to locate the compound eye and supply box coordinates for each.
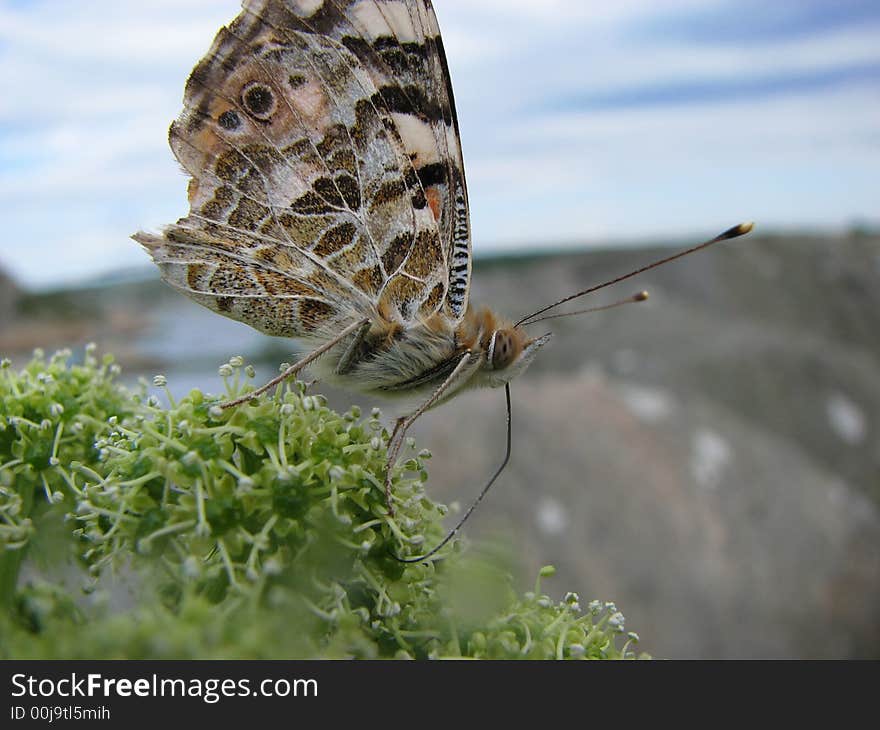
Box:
[491,330,516,370]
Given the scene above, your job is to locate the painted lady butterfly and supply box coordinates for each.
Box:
[134,0,752,560]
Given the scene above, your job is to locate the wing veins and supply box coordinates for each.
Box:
[177,77,374,307]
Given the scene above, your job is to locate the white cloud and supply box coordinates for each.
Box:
[0,1,239,65]
[440,0,711,27]
[542,24,880,97]
[461,83,880,245]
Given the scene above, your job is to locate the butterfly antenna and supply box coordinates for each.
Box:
[515,222,754,327]
[393,384,514,564]
[523,290,649,326]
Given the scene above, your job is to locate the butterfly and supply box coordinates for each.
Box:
[134,0,752,561]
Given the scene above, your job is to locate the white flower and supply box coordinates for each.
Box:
[182,556,201,578]
[152,374,168,387]
[264,558,282,575]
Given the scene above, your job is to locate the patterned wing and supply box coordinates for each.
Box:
[249,0,474,319]
[134,0,472,342]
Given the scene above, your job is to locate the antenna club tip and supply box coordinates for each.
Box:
[718,221,755,241]
[635,290,649,301]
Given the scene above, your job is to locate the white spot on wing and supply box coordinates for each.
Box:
[391,113,440,166]
[290,79,329,126]
[290,0,324,16]
[351,1,420,43]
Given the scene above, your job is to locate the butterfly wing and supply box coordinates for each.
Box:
[135,0,472,342]
[249,0,474,320]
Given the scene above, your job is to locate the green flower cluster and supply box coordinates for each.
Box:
[1,349,645,660]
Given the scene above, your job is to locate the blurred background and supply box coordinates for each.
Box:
[1,0,878,657]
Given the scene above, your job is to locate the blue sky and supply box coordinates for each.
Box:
[1,0,878,290]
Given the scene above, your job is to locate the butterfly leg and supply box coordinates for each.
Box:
[383,351,479,515]
[219,317,371,409]
[387,416,407,454]
[383,417,407,510]
[333,319,372,376]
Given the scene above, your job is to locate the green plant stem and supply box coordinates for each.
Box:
[0,481,36,610]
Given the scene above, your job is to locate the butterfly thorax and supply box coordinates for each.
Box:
[311,305,547,408]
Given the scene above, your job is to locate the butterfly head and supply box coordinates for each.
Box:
[481,327,551,388]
